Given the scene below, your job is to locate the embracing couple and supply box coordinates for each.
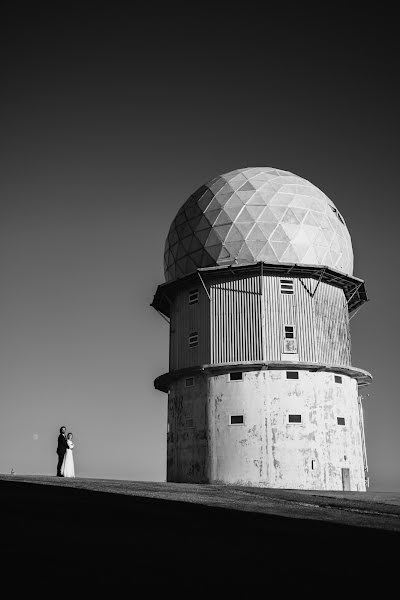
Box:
[56,426,75,478]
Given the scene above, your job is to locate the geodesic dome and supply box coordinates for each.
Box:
[164,167,353,282]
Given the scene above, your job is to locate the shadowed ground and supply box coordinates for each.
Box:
[1,476,399,593]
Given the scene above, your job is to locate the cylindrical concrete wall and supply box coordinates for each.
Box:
[167,369,366,491]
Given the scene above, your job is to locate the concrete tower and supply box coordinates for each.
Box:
[152,167,371,491]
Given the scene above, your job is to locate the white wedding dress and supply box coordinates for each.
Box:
[61,440,75,477]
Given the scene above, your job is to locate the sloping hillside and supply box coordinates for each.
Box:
[1,476,399,592]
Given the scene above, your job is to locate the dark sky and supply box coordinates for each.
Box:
[0,5,399,490]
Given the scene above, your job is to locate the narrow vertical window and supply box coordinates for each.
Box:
[189,332,198,348]
[283,325,297,353]
[280,279,294,294]
[188,289,199,305]
[284,326,294,339]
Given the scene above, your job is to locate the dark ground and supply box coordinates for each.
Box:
[1,476,399,594]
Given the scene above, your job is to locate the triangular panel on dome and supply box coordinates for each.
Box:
[235,221,254,238]
[309,197,326,212]
[176,221,192,239]
[174,212,187,227]
[247,204,265,220]
[197,188,215,211]
[194,226,212,245]
[181,236,193,252]
[169,242,179,258]
[258,206,278,223]
[206,197,223,213]
[205,228,221,248]
[191,249,207,267]
[258,221,277,239]
[236,242,255,262]
[187,214,204,232]
[223,240,245,258]
[225,173,248,190]
[199,250,216,268]
[247,223,267,241]
[176,243,188,260]
[224,202,243,221]
[235,207,254,223]
[270,240,290,260]
[313,229,329,247]
[188,236,204,253]
[242,168,265,178]
[291,207,308,223]
[246,240,266,258]
[184,255,199,275]
[290,194,315,210]
[269,193,294,207]
[214,191,235,206]
[205,243,221,261]
[185,202,203,221]
[195,214,212,232]
[269,205,287,221]
[225,224,245,243]
[314,245,329,263]
[214,223,232,242]
[301,246,319,265]
[281,244,300,263]
[168,228,179,246]
[216,183,234,196]
[281,222,301,240]
[214,210,232,227]
[303,211,319,227]
[238,181,256,192]
[256,241,279,262]
[291,239,310,262]
[282,208,301,224]
[205,208,222,226]
[209,179,226,195]
[246,191,268,206]
[270,224,291,244]
[257,186,281,204]
[236,190,257,202]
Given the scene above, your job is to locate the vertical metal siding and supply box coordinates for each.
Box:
[210,275,263,364]
[170,283,210,370]
[169,272,351,370]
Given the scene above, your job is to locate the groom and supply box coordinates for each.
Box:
[56,426,68,477]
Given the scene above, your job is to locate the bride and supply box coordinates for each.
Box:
[61,432,75,478]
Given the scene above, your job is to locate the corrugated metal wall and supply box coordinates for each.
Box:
[169,284,210,370]
[210,275,263,364]
[170,273,351,370]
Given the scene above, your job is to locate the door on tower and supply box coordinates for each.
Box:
[341,468,351,491]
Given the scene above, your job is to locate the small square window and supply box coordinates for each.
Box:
[337,417,346,426]
[286,371,299,379]
[185,377,194,387]
[230,372,243,381]
[189,332,198,348]
[334,375,342,384]
[230,415,244,425]
[280,279,294,294]
[284,326,294,339]
[288,414,302,423]
[189,289,199,305]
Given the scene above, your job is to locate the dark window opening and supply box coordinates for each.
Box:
[311,459,316,470]
[289,414,302,423]
[334,375,342,384]
[189,289,199,305]
[337,417,346,426]
[189,332,198,348]
[280,279,294,294]
[185,377,194,387]
[284,326,294,339]
[230,415,244,425]
[230,372,243,381]
[186,418,194,428]
[286,371,299,379]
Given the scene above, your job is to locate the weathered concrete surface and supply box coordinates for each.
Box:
[168,370,366,490]
[0,476,398,592]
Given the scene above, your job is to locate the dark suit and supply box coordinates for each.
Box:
[56,433,68,476]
